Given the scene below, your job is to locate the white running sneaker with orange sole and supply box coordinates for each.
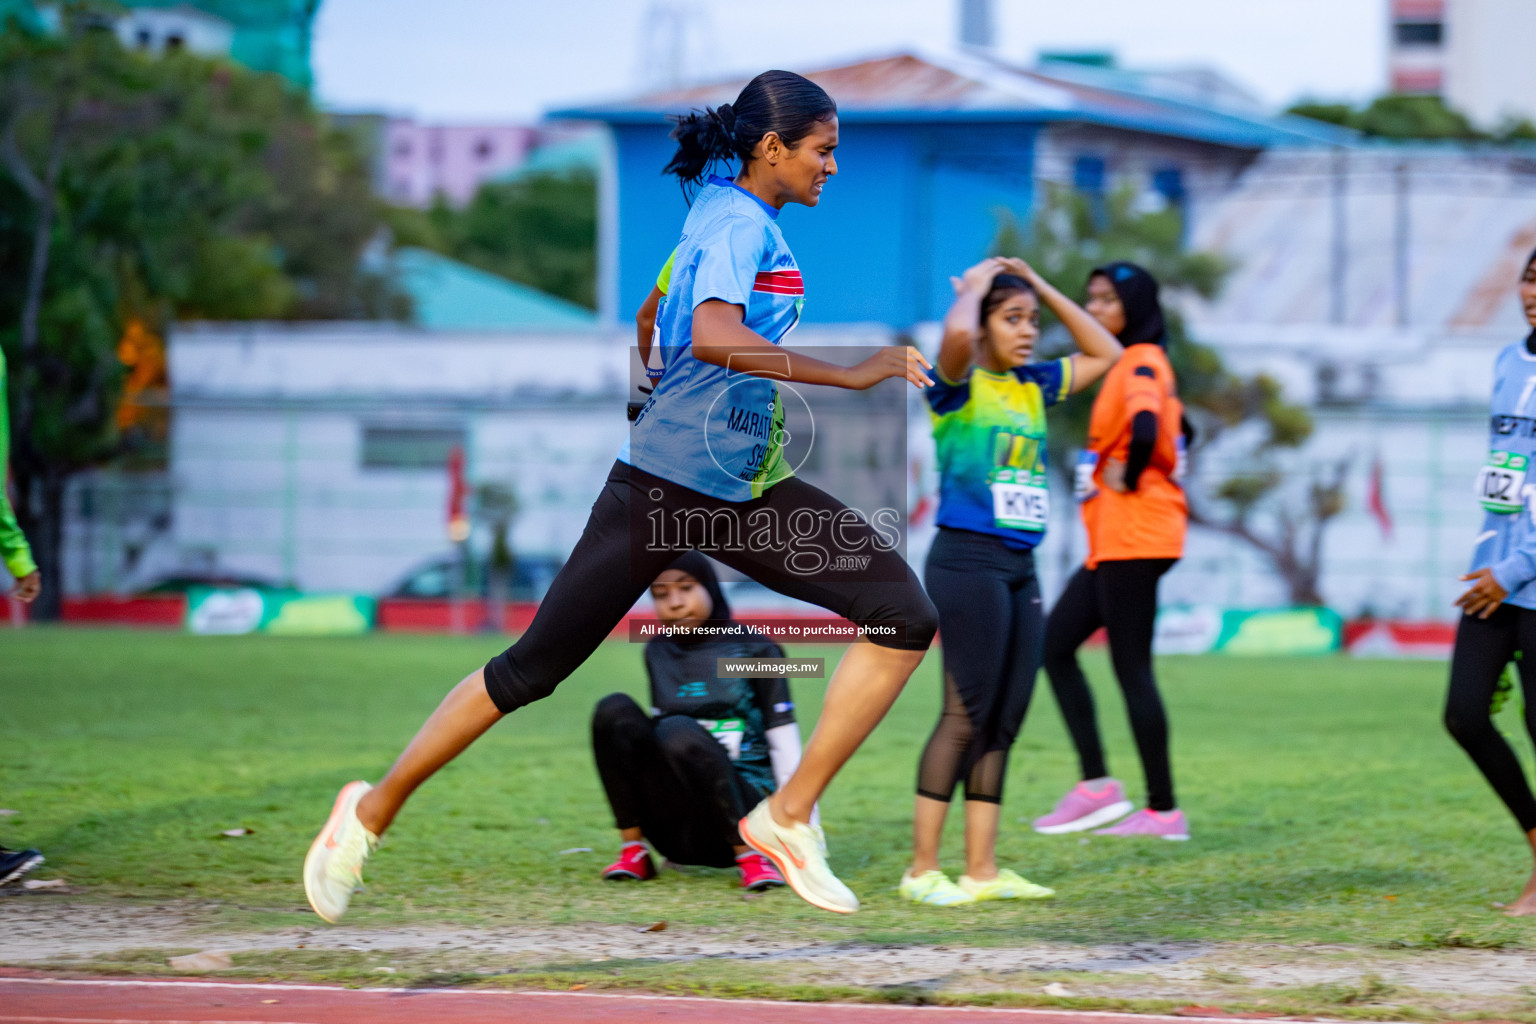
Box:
[303,780,379,923]
[739,801,859,914]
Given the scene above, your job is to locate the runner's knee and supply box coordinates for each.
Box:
[483,646,562,713]
[852,576,937,651]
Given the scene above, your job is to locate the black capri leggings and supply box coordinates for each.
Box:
[916,528,1045,804]
[591,693,762,868]
[484,461,938,713]
[1042,558,1178,812]
[1444,605,1536,834]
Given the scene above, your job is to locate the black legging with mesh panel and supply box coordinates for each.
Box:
[916,527,1046,804]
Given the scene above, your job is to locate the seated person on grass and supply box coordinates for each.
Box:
[592,552,805,892]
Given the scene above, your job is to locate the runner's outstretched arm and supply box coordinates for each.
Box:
[692,300,932,391]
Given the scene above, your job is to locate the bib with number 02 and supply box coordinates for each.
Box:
[697,717,745,760]
[1074,451,1099,502]
[1476,451,1528,514]
[989,467,1049,531]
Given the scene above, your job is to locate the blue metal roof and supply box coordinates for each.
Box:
[391,248,597,331]
[553,51,1355,150]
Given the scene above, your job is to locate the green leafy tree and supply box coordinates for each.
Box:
[1289,93,1536,142]
[0,4,399,617]
[387,169,597,310]
[998,185,1343,605]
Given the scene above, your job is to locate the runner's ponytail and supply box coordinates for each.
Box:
[664,104,742,193]
[664,70,836,198]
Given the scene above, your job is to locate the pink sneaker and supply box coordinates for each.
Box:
[737,851,786,891]
[1032,779,1134,834]
[601,842,656,880]
[1093,808,1189,841]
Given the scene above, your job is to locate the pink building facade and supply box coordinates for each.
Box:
[382,120,538,207]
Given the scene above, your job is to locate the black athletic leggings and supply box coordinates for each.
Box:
[916,528,1045,804]
[1042,558,1178,812]
[1444,606,1536,834]
[591,693,763,868]
[484,461,938,713]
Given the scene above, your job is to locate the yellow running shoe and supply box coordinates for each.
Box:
[303,780,379,923]
[958,868,1054,901]
[740,801,859,914]
[898,869,975,907]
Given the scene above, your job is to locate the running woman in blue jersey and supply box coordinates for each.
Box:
[900,257,1122,906]
[304,71,939,920]
[1445,246,1536,917]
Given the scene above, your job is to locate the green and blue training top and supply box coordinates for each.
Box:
[927,359,1072,549]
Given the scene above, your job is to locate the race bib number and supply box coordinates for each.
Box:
[1476,451,1528,514]
[990,468,1048,531]
[1074,451,1099,502]
[697,718,745,760]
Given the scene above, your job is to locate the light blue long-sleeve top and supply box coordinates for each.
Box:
[1469,337,1536,608]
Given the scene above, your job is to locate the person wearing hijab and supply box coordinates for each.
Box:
[1031,262,1191,840]
[1442,246,1536,916]
[590,552,800,892]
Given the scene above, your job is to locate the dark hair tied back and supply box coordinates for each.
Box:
[664,70,836,198]
[981,273,1035,321]
[715,102,738,136]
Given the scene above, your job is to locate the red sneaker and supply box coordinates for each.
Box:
[602,843,656,881]
[737,851,785,891]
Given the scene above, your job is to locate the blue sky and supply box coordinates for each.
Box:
[311,0,1387,122]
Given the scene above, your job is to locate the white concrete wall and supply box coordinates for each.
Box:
[1184,148,1536,335]
[1445,0,1536,128]
[167,402,625,593]
[156,323,900,595]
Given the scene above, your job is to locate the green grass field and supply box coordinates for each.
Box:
[2,627,1534,960]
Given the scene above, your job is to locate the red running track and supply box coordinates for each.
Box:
[0,978,1321,1024]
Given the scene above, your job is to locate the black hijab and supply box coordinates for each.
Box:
[1092,261,1167,348]
[663,550,732,626]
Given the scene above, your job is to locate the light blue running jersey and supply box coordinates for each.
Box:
[1469,340,1536,609]
[622,177,804,501]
